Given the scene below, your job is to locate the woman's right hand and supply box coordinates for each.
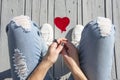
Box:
[61,41,80,70]
[61,41,87,80]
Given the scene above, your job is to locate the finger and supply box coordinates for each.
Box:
[56,42,64,53]
[53,39,59,44]
[61,49,69,60]
[50,42,58,48]
[50,39,59,48]
[65,41,72,46]
[63,42,70,50]
[52,38,64,47]
[64,41,75,49]
[57,38,68,44]
[61,48,67,55]
[51,38,67,49]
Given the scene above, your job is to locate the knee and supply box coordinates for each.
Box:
[85,17,115,37]
[96,17,114,37]
[6,15,32,33]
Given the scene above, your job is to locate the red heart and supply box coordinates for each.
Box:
[54,17,70,33]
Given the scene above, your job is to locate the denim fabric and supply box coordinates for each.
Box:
[77,19,115,80]
[6,17,115,80]
[6,20,52,80]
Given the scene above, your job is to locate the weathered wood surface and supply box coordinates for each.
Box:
[113,0,120,79]
[0,0,119,80]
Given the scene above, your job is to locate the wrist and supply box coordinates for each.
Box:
[28,56,54,80]
[70,64,87,80]
[42,56,54,68]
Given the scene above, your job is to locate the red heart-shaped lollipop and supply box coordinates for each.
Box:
[54,17,70,33]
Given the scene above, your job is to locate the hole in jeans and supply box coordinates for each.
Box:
[12,15,32,32]
[13,49,28,79]
[97,17,112,37]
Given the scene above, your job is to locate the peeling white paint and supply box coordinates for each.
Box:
[12,15,31,31]
[97,17,112,37]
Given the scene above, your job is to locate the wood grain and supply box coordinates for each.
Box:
[0,0,119,80]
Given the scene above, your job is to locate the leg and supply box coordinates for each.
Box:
[68,25,84,80]
[78,17,115,80]
[0,69,11,79]
[6,16,51,80]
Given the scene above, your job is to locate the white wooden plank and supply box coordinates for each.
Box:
[47,0,54,77]
[82,0,105,25]
[106,0,112,19]
[94,0,105,17]
[54,0,77,39]
[54,0,78,79]
[31,0,41,26]
[54,0,66,79]
[0,0,12,72]
[82,0,93,25]
[61,0,78,79]
[0,0,2,16]
[66,0,77,28]
[54,0,66,39]
[0,0,25,73]
[0,0,1,36]
[16,0,25,15]
[105,0,116,79]
[8,0,24,16]
[39,0,47,26]
[48,0,54,26]
[113,0,120,79]
[0,0,1,40]
[25,0,32,17]
[0,0,13,72]
[66,0,79,41]
[111,57,117,80]
[78,0,82,24]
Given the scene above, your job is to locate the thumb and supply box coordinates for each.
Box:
[56,42,64,53]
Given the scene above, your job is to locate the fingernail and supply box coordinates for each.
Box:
[61,43,64,46]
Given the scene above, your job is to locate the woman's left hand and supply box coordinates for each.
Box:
[45,38,67,65]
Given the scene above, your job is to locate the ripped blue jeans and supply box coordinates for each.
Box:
[6,16,115,80]
[6,19,51,80]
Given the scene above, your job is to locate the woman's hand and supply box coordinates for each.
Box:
[28,38,66,80]
[61,41,87,80]
[44,38,67,65]
[61,41,80,70]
